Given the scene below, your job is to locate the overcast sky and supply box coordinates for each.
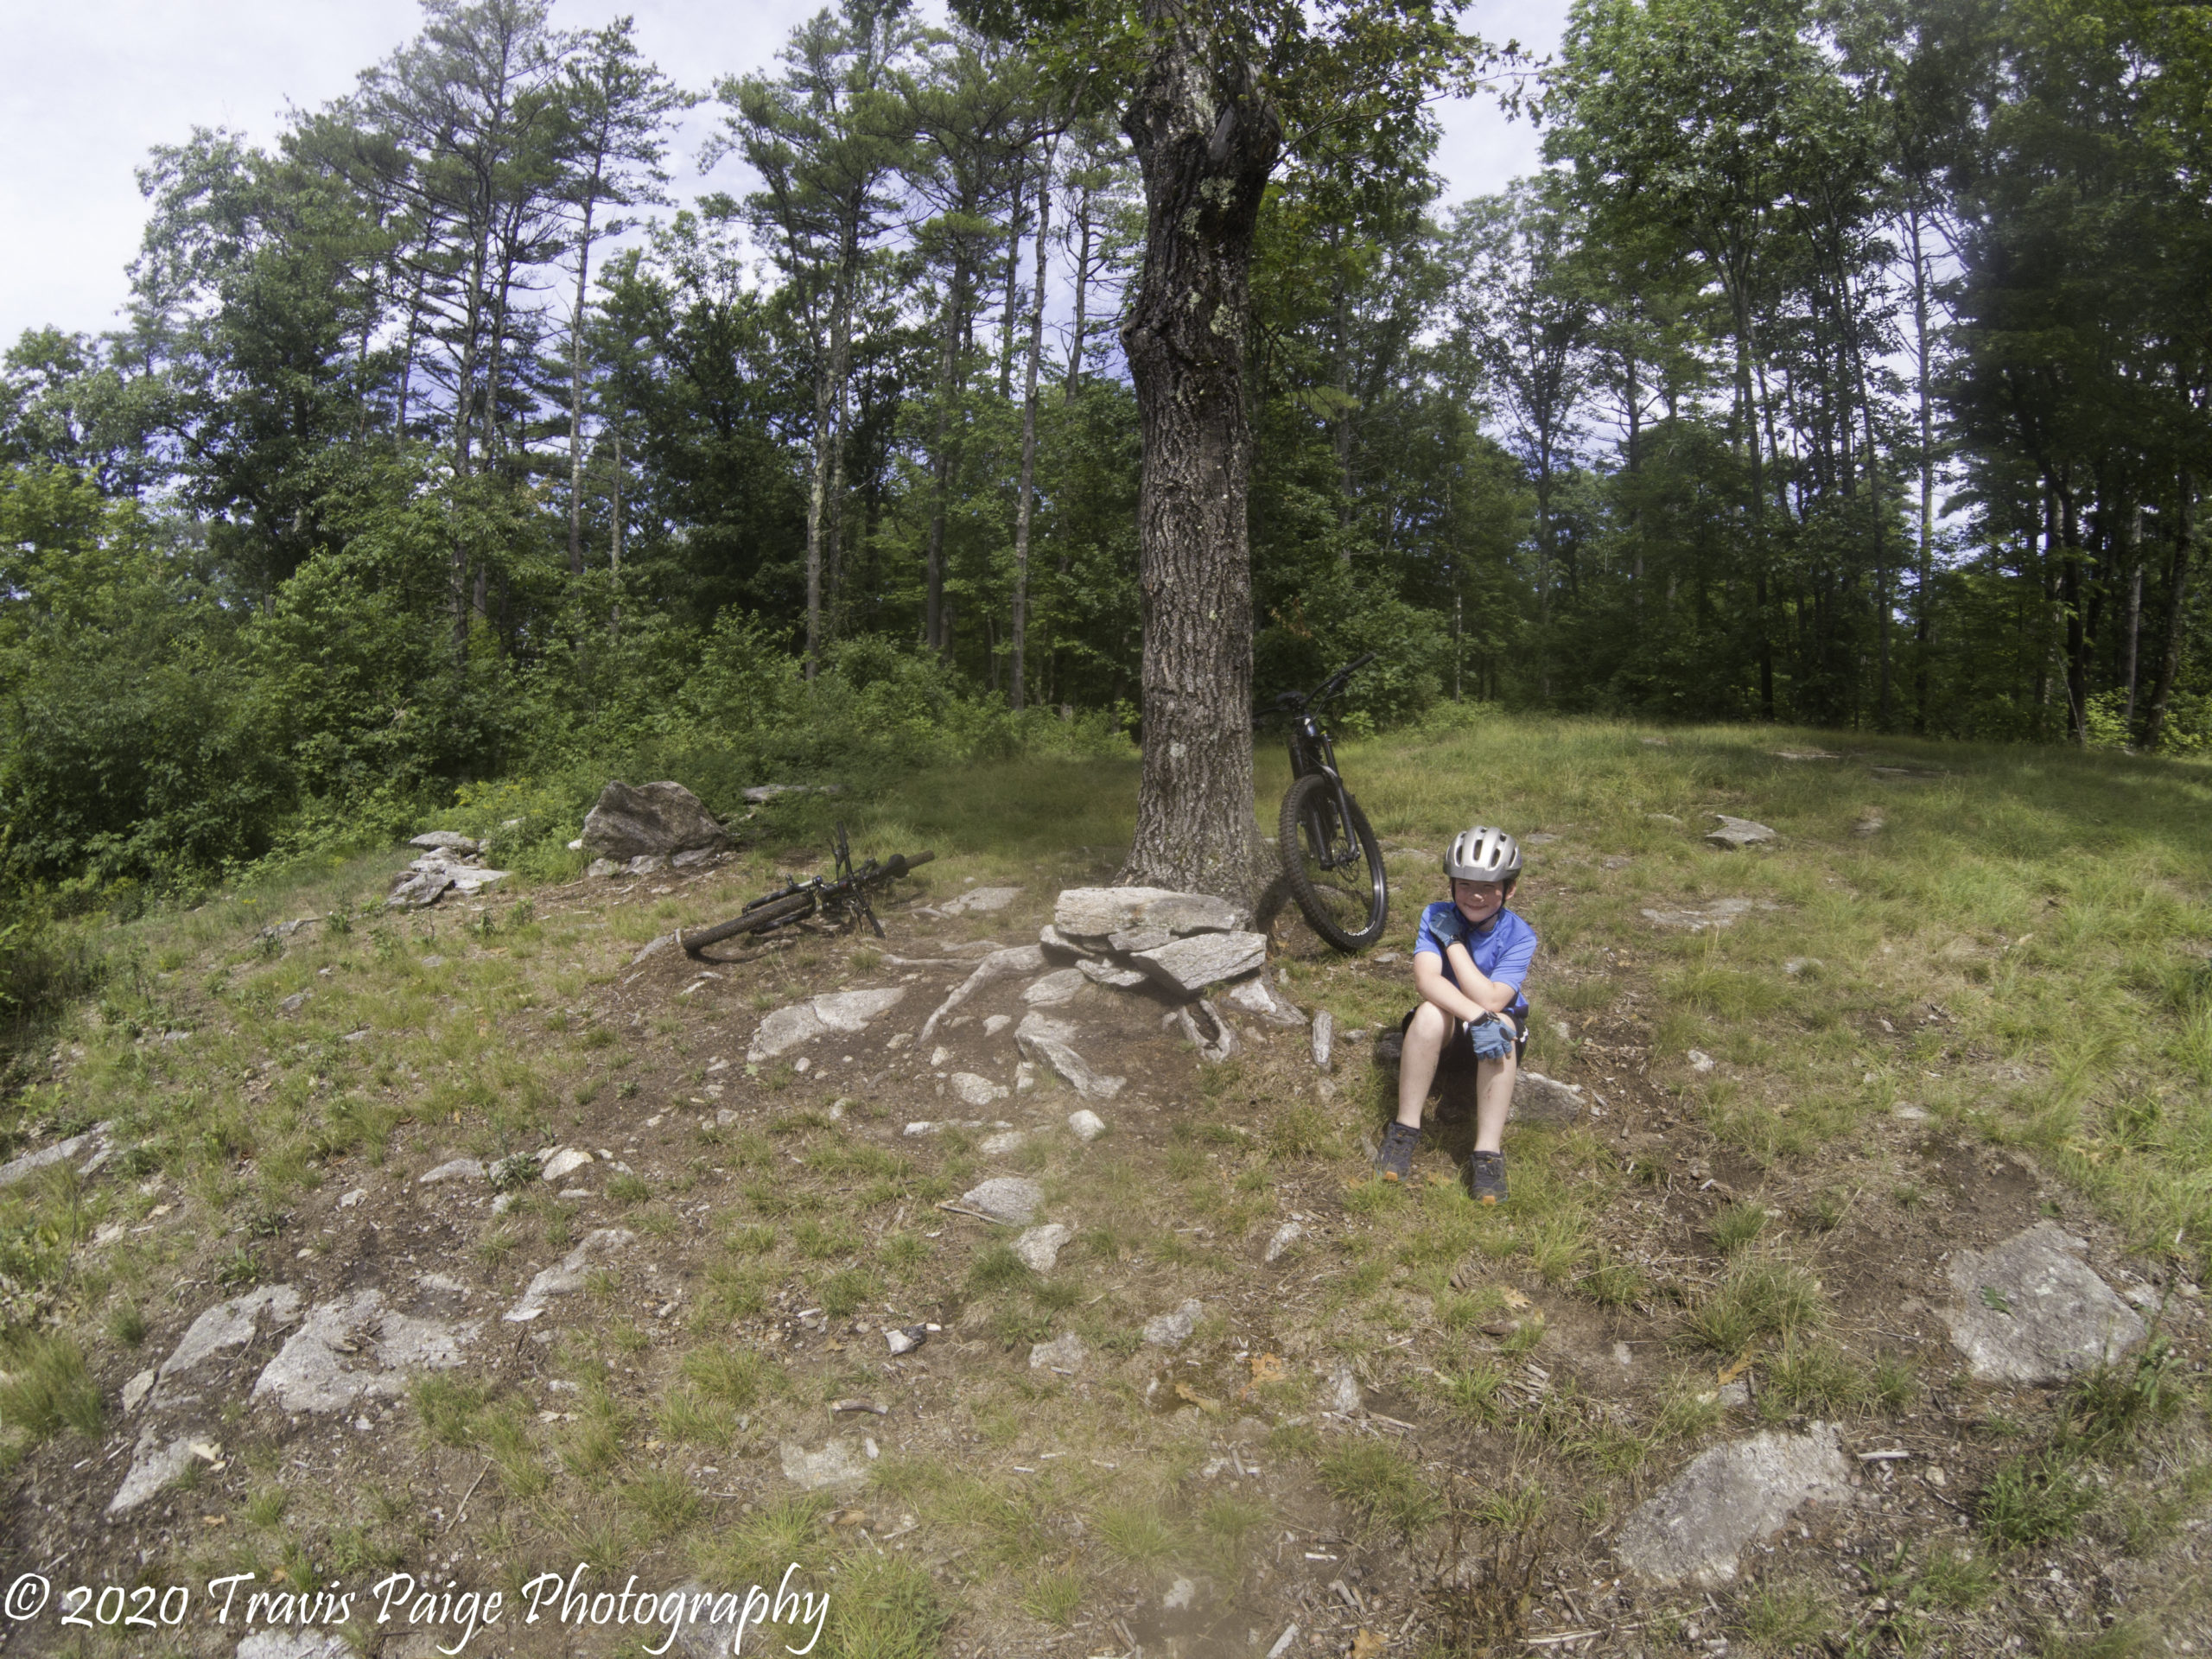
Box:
[0,0,1561,348]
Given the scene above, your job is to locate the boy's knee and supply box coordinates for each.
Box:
[1408,1003,1452,1040]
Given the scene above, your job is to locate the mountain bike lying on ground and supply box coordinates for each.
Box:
[682,823,933,959]
[1268,652,1389,951]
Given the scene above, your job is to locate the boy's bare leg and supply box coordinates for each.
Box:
[1395,1003,1452,1129]
[1471,1014,1518,1154]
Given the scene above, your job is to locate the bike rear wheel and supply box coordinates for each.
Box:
[1277,772,1389,951]
[682,889,819,956]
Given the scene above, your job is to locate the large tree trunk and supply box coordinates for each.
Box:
[1010,139,1055,714]
[1119,8,1281,902]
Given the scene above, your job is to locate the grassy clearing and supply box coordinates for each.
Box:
[1,715,2209,1653]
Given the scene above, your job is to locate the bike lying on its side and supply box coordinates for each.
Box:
[681,823,933,959]
[1268,652,1389,951]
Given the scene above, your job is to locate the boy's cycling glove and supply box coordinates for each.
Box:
[1467,1016,1512,1061]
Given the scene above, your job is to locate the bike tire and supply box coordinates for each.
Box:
[682,890,819,955]
[1277,772,1389,951]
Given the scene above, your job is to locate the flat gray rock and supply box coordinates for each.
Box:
[949,1072,1007,1108]
[1643,898,1762,931]
[1030,1332,1087,1373]
[961,1178,1045,1225]
[1014,1012,1125,1101]
[1943,1222,2146,1383]
[409,830,480,852]
[418,1158,484,1185]
[1022,968,1088,1007]
[1706,814,1778,849]
[747,1001,825,1060]
[1311,1010,1334,1071]
[1142,1298,1205,1348]
[1615,1423,1853,1587]
[1131,931,1268,995]
[385,868,453,909]
[251,1290,479,1415]
[236,1633,352,1659]
[156,1286,303,1400]
[1038,925,1086,959]
[1077,957,1149,988]
[940,885,1021,915]
[1510,1071,1586,1126]
[582,780,728,860]
[1054,887,1248,939]
[779,1438,869,1491]
[540,1147,594,1183]
[1108,927,1173,956]
[1264,1222,1305,1263]
[1013,1223,1072,1271]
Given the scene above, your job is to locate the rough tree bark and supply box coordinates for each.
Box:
[1118,5,1281,902]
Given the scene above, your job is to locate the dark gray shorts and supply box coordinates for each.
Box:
[1401,1005,1531,1068]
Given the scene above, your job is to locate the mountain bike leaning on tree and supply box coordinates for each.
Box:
[1269,652,1389,951]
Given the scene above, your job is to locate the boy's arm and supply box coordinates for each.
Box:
[1414,948,1495,1023]
[1441,939,1520,1016]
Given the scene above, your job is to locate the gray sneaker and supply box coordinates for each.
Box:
[1467,1149,1508,1205]
[1374,1121,1421,1183]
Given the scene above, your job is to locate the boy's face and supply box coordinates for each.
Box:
[1451,877,1508,924]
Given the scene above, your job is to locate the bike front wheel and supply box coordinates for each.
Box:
[1277,772,1389,951]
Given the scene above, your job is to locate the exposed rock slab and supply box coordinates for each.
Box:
[1643,898,1764,931]
[779,1439,869,1491]
[108,1428,200,1515]
[504,1228,634,1321]
[918,945,1051,1043]
[0,1122,113,1189]
[582,780,728,861]
[750,988,906,1060]
[960,1178,1044,1225]
[1077,958,1149,988]
[1143,1299,1205,1348]
[1706,815,1778,849]
[1227,976,1306,1027]
[409,830,480,853]
[418,1158,484,1185]
[155,1286,303,1403]
[1614,1423,1853,1587]
[251,1289,479,1415]
[949,1072,1007,1108]
[1014,1012,1126,1100]
[1131,931,1268,995]
[1943,1222,2146,1383]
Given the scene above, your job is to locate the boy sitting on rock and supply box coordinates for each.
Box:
[1372,827,1535,1203]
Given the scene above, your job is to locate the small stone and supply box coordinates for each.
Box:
[1013,1223,1072,1271]
[939,886,1021,915]
[1853,812,1885,836]
[1325,1361,1361,1414]
[1022,969,1087,1007]
[983,1014,1012,1035]
[811,987,907,1032]
[1311,1010,1334,1071]
[418,1158,485,1185]
[541,1147,593,1183]
[1014,1061,1037,1092]
[885,1325,929,1356]
[108,1431,198,1515]
[1706,815,1778,849]
[749,1002,826,1061]
[1892,1104,1929,1122]
[1162,1578,1198,1612]
[1645,899,1758,931]
[1226,976,1306,1027]
[1029,1332,1086,1373]
[979,1130,1027,1155]
[1688,1050,1716,1073]
[337,1188,367,1209]
[278,990,312,1014]
[950,1073,1009,1108]
[504,1228,633,1321]
[779,1439,869,1492]
[1066,1109,1107,1143]
[960,1178,1044,1225]
[1263,1222,1304,1264]
[1142,1298,1205,1348]
[1522,831,1560,846]
[1510,1071,1585,1126]
[121,1369,156,1414]
[1783,957,1822,976]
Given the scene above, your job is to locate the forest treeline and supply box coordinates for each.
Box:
[3,0,2209,912]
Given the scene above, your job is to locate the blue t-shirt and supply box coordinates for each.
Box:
[1414,900,1537,1019]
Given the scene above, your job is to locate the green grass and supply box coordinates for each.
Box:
[1318,1442,1442,1539]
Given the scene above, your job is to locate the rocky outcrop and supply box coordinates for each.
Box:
[1943,1223,2146,1383]
[581,781,729,862]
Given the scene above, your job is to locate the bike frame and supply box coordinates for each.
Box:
[1281,655,1373,870]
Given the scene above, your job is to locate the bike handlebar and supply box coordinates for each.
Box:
[1270,652,1377,716]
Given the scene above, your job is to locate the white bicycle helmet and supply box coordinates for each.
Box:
[1446,826,1522,885]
